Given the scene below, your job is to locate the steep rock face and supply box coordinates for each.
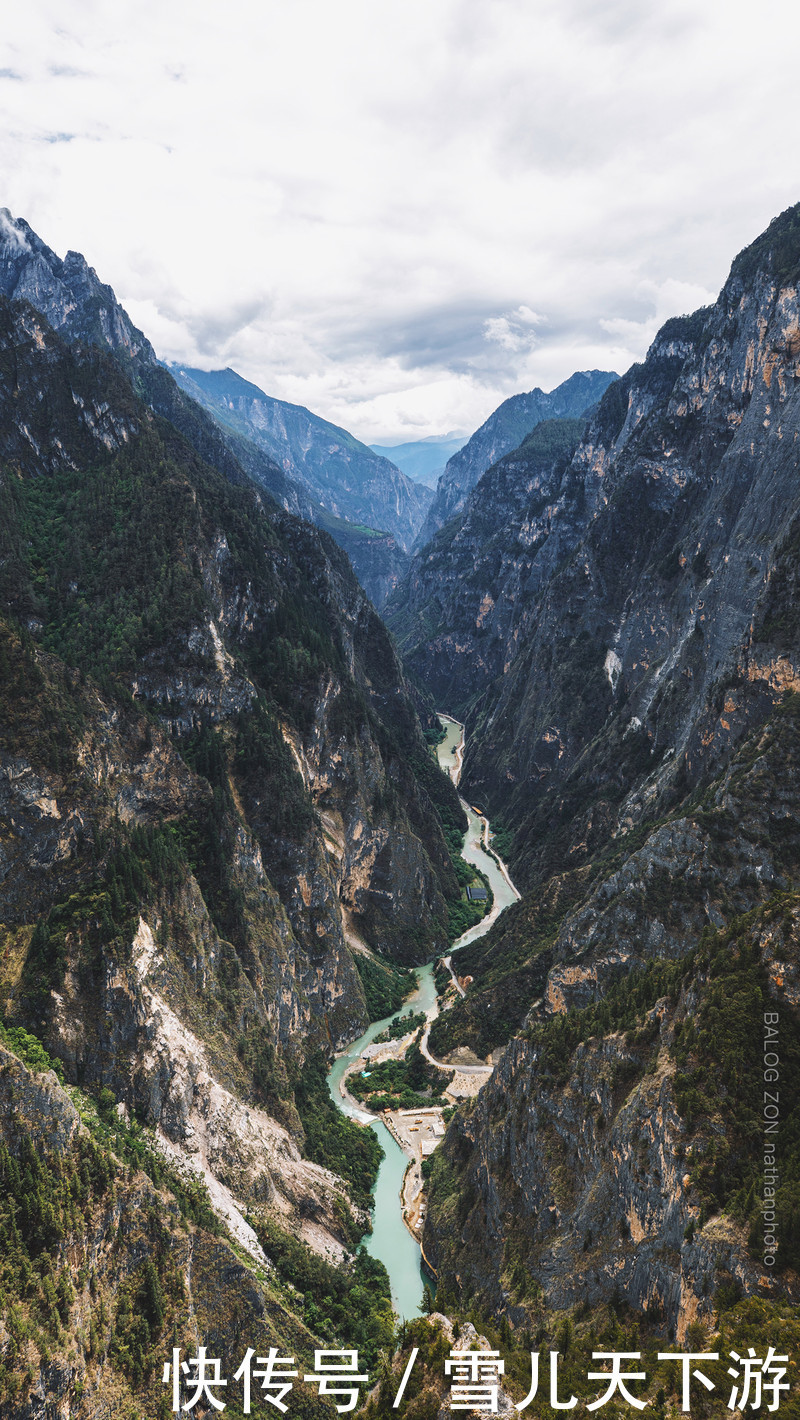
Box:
[413,370,617,549]
[429,682,800,1052]
[420,207,800,1335]
[425,708,800,1333]
[171,364,433,552]
[0,632,365,1255]
[0,295,455,958]
[0,208,155,360]
[393,205,800,898]
[426,922,799,1341]
[0,290,459,1256]
[313,512,410,609]
[387,418,586,712]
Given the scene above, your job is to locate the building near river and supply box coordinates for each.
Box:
[466,884,487,902]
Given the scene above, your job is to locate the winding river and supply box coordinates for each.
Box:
[326,714,520,1319]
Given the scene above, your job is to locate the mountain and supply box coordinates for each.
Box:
[0,210,321,524]
[0,220,465,1410]
[0,211,409,610]
[5,193,800,1389]
[399,206,800,894]
[185,387,411,609]
[385,416,587,712]
[0,207,156,360]
[398,202,800,1332]
[169,363,432,552]
[413,368,618,548]
[370,434,465,487]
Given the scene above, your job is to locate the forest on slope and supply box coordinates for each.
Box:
[3,199,800,1416]
[0,213,465,1415]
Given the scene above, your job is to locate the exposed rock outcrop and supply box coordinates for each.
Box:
[391,205,800,899]
[0,247,459,1285]
[419,206,800,1336]
[412,370,617,550]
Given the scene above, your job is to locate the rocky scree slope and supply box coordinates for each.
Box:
[0,293,463,1295]
[411,368,617,550]
[0,1032,372,1419]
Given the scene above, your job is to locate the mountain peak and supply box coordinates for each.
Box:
[0,209,154,361]
[726,199,800,293]
[413,367,618,548]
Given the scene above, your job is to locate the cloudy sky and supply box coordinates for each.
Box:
[1,1,799,443]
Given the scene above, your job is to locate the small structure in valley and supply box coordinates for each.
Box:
[466,884,487,902]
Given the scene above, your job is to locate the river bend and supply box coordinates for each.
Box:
[326,714,519,1319]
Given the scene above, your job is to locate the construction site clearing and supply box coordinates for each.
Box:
[342,1014,497,1240]
[382,1108,443,1242]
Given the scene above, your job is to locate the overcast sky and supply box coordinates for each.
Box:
[1,1,799,443]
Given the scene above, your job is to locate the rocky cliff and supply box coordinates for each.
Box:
[387,417,586,714]
[412,370,617,550]
[427,880,800,1338]
[418,203,800,1339]
[311,509,410,610]
[425,697,800,1337]
[0,249,463,1404]
[393,204,800,896]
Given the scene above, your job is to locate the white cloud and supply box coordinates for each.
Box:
[484,305,545,354]
[0,0,798,440]
[599,277,717,357]
[0,206,30,250]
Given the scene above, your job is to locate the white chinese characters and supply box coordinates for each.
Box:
[161,1343,793,1413]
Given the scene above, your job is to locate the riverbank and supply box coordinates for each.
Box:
[440,714,520,909]
[325,710,519,1319]
[436,713,465,786]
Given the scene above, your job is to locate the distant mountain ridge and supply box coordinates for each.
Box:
[170,364,432,553]
[370,434,465,487]
[0,211,414,607]
[414,368,618,548]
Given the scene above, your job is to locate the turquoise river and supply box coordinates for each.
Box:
[326,714,520,1320]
